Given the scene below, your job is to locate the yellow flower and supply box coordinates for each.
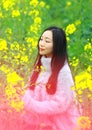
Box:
[12,9,20,17]
[0,38,8,50]
[0,65,10,74]
[5,86,13,97]
[75,20,81,26]
[14,53,21,59]
[30,0,39,7]
[21,56,28,62]
[10,42,20,50]
[39,1,45,7]
[34,17,42,24]
[70,57,79,67]
[46,5,50,9]
[7,71,23,85]
[26,37,37,48]
[28,10,39,16]
[5,28,12,34]
[66,1,72,6]
[30,24,38,34]
[66,36,70,42]
[66,24,76,35]
[87,66,91,72]
[26,37,34,43]
[77,116,91,129]
[10,100,24,112]
[84,42,92,51]
[0,12,3,18]
[75,71,91,91]
[3,0,14,10]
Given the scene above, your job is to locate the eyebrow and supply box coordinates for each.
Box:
[41,36,52,41]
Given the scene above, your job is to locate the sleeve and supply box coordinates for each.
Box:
[23,67,75,115]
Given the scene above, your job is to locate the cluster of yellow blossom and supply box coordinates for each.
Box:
[34,65,46,75]
[66,1,72,6]
[66,23,76,35]
[84,42,91,51]
[12,9,20,17]
[77,116,91,130]
[10,41,20,50]
[28,10,39,16]
[10,99,24,112]
[72,66,92,104]
[70,56,79,67]
[21,56,28,62]
[34,17,42,24]
[5,71,25,112]
[30,0,39,7]
[66,20,81,43]
[75,20,81,26]
[5,28,12,35]
[26,0,47,48]
[0,12,3,18]
[2,0,15,10]
[7,71,23,85]
[0,64,10,74]
[0,38,8,50]
[10,42,30,63]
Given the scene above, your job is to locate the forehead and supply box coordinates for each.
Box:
[42,30,52,39]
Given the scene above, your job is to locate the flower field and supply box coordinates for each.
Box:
[0,0,92,129]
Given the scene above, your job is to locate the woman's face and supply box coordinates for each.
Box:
[39,30,53,57]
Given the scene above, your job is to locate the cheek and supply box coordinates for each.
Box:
[49,44,53,51]
[47,46,53,54]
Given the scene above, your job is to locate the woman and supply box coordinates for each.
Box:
[22,26,80,130]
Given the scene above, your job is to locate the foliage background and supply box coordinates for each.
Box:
[0,0,92,129]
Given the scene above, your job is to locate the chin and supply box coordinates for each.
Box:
[39,52,45,55]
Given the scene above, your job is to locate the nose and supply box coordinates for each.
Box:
[39,40,45,47]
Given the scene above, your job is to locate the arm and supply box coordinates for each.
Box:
[23,68,74,115]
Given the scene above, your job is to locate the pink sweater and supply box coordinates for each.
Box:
[22,56,80,130]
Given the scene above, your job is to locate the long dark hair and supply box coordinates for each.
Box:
[29,26,68,94]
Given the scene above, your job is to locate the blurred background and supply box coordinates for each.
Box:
[0,0,92,129]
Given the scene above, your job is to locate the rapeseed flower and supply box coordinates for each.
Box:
[14,53,21,59]
[3,0,15,10]
[12,9,20,17]
[0,12,3,18]
[28,10,39,16]
[5,28,12,35]
[46,5,50,9]
[0,65,10,74]
[30,0,39,7]
[21,56,28,62]
[70,57,79,67]
[77,116,91,129]
[30,24,38,34]
[10,100,24,112]
[0,38,8,50]
[26,37,34,43]
[75,20,81,26]
[75,71,92,91]
[10,42,20,50]
[7,71,23,85]
[66,36,70,42]
[66,23,76,35]
[39,1,45,7]
[34,17,42,24]
[84,42,91,51]
[66,1,72,6]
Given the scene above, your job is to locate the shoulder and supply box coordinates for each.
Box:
[59,61,71,74]
[57,61,74,86]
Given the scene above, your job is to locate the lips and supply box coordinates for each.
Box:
[39,48,45,51]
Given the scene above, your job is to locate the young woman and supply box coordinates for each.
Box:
[22,26,80,130]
